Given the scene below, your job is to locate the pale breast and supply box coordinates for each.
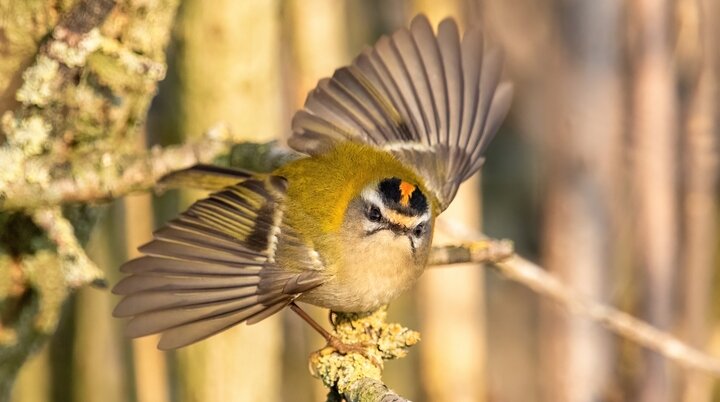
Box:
[298,231,426,312]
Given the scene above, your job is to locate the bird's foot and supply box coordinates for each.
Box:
[324,335,381,367]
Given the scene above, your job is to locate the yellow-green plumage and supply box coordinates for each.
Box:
[113,14,512,349]
[275,142,436,235]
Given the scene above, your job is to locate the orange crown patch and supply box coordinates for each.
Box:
[399,181,416,207]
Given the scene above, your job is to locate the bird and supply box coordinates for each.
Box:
[112,14,512,351]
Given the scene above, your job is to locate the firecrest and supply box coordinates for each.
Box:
[113,14,512,350]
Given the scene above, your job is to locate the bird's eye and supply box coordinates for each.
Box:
[413,223,425,237]
[366,205,382,222]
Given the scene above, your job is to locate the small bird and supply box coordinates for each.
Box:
[113,14,512,351]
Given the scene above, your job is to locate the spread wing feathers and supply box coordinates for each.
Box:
[113,176,325,350]
[157,164,254,192]
[288,15,513,210]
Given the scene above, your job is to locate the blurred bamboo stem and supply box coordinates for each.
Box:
[538,1,623,400]
[124,192,170,402]
[679,0,719,401]
[630,0,679,399]
[172,0,284,401]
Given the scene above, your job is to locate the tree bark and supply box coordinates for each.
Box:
[0,0,179,399]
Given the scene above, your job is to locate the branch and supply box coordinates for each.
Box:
[427,233,720,377]
[309,308,417,402]
[343,378,408,402]
[0,125,234,210]
[332,231,720,402]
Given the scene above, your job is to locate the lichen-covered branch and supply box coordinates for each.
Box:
[309,308,417,402]
[342,378,408,402]
[0,0,181,399]
[0,125,234,211]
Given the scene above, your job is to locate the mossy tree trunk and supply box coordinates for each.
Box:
[0,0,180,399]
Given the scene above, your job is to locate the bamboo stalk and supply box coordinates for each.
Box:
[538,2,624,401]
[172,1,284,401]
[679,0,719,400]
[629,0,680,400]
[124,192,170,402]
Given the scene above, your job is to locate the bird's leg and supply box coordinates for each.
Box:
[289,302,374,358]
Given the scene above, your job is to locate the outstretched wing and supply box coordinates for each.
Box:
[288,15,512,210]
[113,175,325,350]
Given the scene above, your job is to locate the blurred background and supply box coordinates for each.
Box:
[4,0,719,401]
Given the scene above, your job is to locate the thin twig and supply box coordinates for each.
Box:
[427,228,720,377]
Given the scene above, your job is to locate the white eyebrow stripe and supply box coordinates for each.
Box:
[361,187,430,228]
[360,187,385,207]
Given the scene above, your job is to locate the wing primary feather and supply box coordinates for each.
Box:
[466,81,514,176]
[286,16,512,208]
[156,298,288,350]
[437,18,463,173]
[458,25,484,160]
[119,256,264,276]
[410,14,445,145]
[464,45,503,174]
[372,35,425,140]
[115,286,260,317]
[331,67,396,142]
[353,52,413,142]
[115,175,328,348]
[390,29,434,144]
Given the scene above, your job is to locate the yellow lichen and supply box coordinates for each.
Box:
[23,158,51,186]
[15,56,59,107]
[309,307,420,394]
[47,28,102,67]
[32,208,105,289]
[1,113,51,157]
[0,148,25,187]
[20,251,67,334]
